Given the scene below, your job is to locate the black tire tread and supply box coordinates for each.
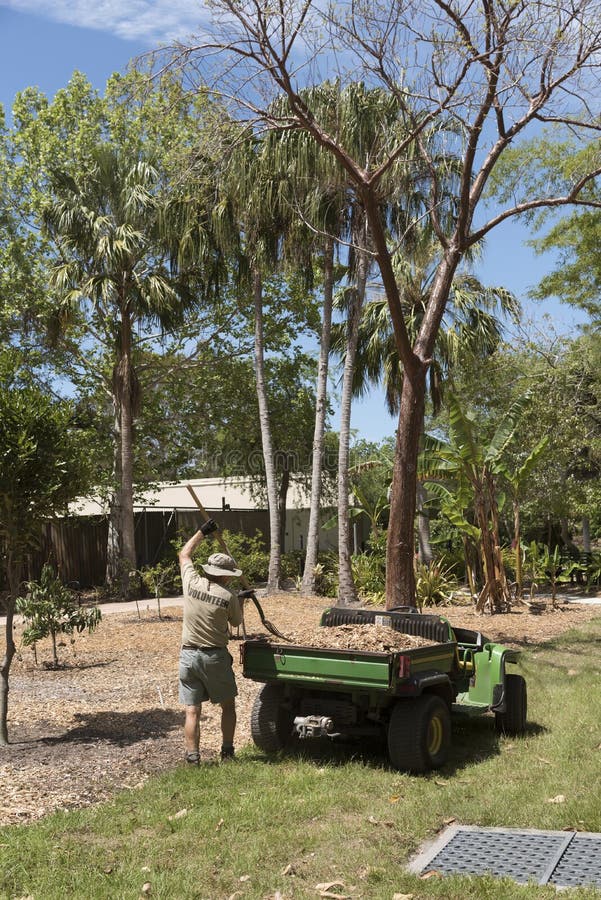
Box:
[387,694,451,773]
[250,682,291,753]
[495,673,527,735]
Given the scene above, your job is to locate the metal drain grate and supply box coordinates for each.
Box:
[408,826,601,888]
[550,835,601,887]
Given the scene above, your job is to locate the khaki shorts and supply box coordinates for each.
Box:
[178,647,238,706]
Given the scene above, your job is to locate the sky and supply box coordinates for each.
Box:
[0,2,588,443]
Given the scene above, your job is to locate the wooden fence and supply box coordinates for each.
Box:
[2,508,271,590]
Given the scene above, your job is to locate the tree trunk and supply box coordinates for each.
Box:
[385,366,427,608]
[51,631,59,667]
[105,404,122,586]
[0,558,20,746]
[582,516,591,554]
[301,237,334,595]
[370,228,460,608]
[119,310,138,597]
[0,604,15,746]
[337,242,369,606]
[514,499,523,599]
[474,474,511,613]
[473,491,498,612]
[278,460,290,556]
[462,535,478,600]
[253,269,281,593]
[416,481,433,566]
[489,483,511,612]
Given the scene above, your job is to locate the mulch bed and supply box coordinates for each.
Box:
[264,623,436,651]
[1,592,599,827]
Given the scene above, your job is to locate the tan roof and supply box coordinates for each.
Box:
[69,476,315,516]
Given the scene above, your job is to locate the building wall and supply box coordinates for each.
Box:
[17,499,370,589]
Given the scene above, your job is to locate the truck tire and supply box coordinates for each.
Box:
[495,674,527,735]
[387,695,451,773]
[251,683,294,753]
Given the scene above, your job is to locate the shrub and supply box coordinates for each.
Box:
[351,534,386,604]
[415,558,458,610]
[581,551,601,591]
[312,552,339,597]
[17,565,102,666]
[281,550,304,582]
[175,532,322,590]
[190,529,270,586]
[137,560,181,618]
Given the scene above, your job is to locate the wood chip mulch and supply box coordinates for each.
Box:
[1,591,599,827]
[268,623,435,651]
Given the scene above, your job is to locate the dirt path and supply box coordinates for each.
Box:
[1,592,600,826]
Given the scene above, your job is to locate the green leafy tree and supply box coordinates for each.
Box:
[494,137,601,324]
[0,103,58,358]
[17,565,101,667]
[8,70,236,596]
[42,144,216,595]
[532,209,601,325]
[0,352,92,744]
[454,333,601,554]
[169,0,601,608]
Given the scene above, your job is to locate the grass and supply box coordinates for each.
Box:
[1,619,601,899]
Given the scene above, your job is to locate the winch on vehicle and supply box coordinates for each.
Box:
[293,715,336,738]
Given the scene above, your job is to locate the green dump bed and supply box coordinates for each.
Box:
[241,607,461,694]
[241,638,456,692]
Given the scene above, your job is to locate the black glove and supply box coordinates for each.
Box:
[200,518,219,536]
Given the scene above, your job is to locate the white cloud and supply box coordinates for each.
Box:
[0,0,207,44]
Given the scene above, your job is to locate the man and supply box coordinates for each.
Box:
[177,519,244,764]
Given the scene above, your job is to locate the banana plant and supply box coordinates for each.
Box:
[524,542,580,604]
[493,437,549,598]
[419,392,536,612]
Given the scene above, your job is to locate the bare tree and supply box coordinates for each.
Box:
[163,0,601,606]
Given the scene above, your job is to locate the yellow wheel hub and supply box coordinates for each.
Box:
[427,715,443,755]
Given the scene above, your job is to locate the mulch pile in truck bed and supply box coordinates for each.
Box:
[265,623,436,651]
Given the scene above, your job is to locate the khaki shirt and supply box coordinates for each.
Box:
[181,563,243,648]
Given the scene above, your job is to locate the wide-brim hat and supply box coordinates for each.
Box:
[202,552,242,578]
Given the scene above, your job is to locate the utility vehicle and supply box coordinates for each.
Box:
[241,605,526,772]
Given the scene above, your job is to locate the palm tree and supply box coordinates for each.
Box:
[263,100,346,595]
[267,82,419,603]
[43,145,216,595]
[347,277,519,418]
[301,234,336,594]
[335,217,371,603]
[219,130,292,592]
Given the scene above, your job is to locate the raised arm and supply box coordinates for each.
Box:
[178,519,218,569]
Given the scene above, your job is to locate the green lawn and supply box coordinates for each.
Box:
[1,619,601,899]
